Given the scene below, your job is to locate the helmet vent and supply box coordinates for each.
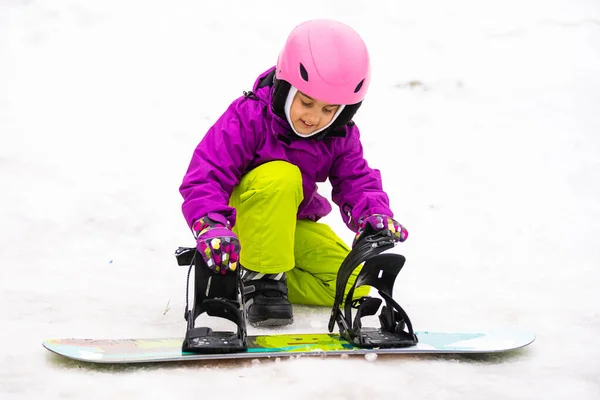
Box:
[354,79,364,93]
[299,63,309,81]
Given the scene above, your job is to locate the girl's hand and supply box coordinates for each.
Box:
[194,214,241,274]
[353,214,408,247]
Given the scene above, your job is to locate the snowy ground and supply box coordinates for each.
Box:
[1,0,600,399]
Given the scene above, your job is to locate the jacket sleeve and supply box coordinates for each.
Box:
[329,125,394,232]
[179,99,257,231]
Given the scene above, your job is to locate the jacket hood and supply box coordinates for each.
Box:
[251,67,278,105]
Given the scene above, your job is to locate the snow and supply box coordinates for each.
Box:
[1,0,599,398]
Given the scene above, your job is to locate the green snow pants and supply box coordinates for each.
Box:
[229,160,369,307]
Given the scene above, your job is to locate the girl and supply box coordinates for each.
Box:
[180,19,408,328]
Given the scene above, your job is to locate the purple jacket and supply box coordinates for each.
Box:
[179,67,394,233]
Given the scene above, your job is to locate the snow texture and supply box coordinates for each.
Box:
[1,0,599,399]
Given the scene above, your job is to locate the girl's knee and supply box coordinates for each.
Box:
[250,161,302,192]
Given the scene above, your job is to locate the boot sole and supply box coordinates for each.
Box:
[248,317,294,328]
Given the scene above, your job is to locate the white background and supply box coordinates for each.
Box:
[1,0,599,399]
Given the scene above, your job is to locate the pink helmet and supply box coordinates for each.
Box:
[276,19,371,106]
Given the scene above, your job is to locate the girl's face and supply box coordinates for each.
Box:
[289,91,340,136]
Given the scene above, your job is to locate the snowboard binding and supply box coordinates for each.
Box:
[327,230,418,348]
[175,247,247,354]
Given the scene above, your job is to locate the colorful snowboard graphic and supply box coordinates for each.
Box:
[43,330,535,364]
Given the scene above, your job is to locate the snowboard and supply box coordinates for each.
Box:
[42,329,535,364]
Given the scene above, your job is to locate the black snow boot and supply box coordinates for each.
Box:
[241,268,293,327]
